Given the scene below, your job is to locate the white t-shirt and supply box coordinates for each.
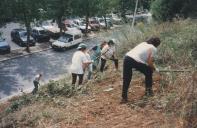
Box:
[101,44,115,59]
[70,51,88,74]
[85,53,93,72]
[126,42,157,64]
[34,74,41,82]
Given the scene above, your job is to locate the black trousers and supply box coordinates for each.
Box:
[122,56,153,100]
[72,73,84,85]
[32,80,39,94]
[100,56,118,72]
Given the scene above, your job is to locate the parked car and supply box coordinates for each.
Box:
[107,13,122,24]
[0,37,10,54]
[73,19,91,33]
[89,19,100,31]
[63,20,79,31]
[11,29,35,47]
[31,27,50,42]
[97,17,113,29]
[42,21,60,39]
[51,30,82,51]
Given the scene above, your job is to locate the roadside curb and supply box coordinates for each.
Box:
[0,47,52,62]
[0,36,97,63]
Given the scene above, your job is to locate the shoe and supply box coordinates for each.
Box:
[120,98,128,104]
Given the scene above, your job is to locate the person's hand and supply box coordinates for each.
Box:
[155,68,160,72]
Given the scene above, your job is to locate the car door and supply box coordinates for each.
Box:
[16,32,21,42]
[68,37,73,47]
[32,30,36,38]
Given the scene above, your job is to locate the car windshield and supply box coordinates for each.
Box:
[19,31,27,37]
[58,34,72,43]
[39,30,47,34]
[66,24,75,28]
[79,21,85,26]
[90,21,98,24]
[99,19,104,23]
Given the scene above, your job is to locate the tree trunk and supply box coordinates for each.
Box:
[24,11,30,53]
[85,15,89,36]
[121,0,127,23]
[104,14,107,30]
[58,17,63,36]
[26,22,31,53]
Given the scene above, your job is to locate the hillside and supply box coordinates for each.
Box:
[0,19,197,128]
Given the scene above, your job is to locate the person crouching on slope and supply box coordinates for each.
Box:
[121,37,161,103]
[70,43,91,85]
[100,39,118,72]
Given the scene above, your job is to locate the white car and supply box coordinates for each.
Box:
[73,19,91,33]
[52,30,82,50]
[107,13,122,24]
[42,21,60,39]
[64,20,79,31]
[97,17,113,29]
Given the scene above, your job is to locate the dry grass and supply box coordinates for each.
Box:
[0,19,196,128]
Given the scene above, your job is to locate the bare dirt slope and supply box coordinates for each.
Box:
[47,72,183,128]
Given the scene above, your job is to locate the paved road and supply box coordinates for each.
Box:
[0,24,129,100]
[0,37,104,100]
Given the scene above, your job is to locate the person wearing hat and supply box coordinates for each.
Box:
[70,43,91,85]
[100,39,118,72]
[121,37,161,103]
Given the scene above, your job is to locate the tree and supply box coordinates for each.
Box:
[72,0,100,35]
[119,0,152,21]
[98,0,119,29]
[151,0,197,21]
[0,0,13,27]
[12,0,43,52]
[45,0,72,36]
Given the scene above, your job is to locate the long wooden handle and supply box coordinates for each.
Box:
[159,69,192,72]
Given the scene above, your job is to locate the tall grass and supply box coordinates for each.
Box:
[0,19,196,128]
[115,19,197,128]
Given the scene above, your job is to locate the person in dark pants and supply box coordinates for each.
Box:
[32,74,42,95]
[72,74,84,85]
[121,37,161,103]
[70,43,91,85]
[100,39,118,72]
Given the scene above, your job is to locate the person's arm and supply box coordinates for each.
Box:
[147,49,156,71]
[82,54,92,69]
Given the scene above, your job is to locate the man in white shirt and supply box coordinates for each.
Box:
[100,39,118,72]
[70,43,91,85]
[32,74,42,94]
[121,37,161,103]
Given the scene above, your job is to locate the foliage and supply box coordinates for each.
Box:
[10,0,43,52]
[44,0,72,35]
[0,0,13,26]
[5,94,32,113]
[151,0,197,21]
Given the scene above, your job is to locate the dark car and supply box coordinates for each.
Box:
[0,37,10,54]
[31,27,50,42]
[11,29,35,47]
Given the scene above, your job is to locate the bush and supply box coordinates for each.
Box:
[151,0,197,21]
